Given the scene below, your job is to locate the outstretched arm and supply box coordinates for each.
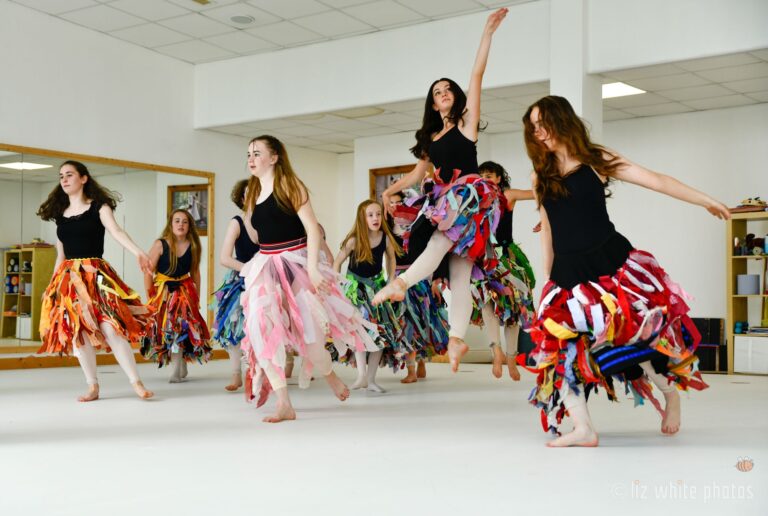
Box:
[463,8,508,141]
[504,188,534,210]
[609,153,730,219]
[99,205,153,274]
[382,159,430,214]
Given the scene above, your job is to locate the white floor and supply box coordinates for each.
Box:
[2,360,766,516]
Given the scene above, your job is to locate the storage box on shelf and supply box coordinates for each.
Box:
[726,211,768,375]
[1,246,56,343]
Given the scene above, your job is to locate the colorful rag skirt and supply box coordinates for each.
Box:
[240,237,378,400]
[210,269,245,349]
[142,273,212,366]
[396,266,449,359]
[393,170,502,274]
[38,258,155,355]
[525,248,708,434]
[341,270,406,371]
[471,242,536,330]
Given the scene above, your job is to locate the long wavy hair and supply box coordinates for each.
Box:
[230,179,248,210]
[410,78,468,159]
[244,135,308,214]
[37,160,121,221]
[158,209,201,276]
[478,161,510,190]
[523,96,621,205]
[340,200,401,265]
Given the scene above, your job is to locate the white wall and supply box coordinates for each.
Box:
[0,179,42,248]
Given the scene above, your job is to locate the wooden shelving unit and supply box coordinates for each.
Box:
[726,211,768,375]
[1,247,56,344]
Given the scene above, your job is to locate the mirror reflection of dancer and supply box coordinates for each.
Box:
[387,191,449,384]
[240,135,378,423]
[375,8,509,373]
[37,160,155,402]
[473,161,536,380]
[211,180,260,391]
[523,96,730,447]
[143,210,212,382]
[333,200,403,393]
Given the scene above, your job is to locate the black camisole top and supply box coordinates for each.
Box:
[250,193,305,245]
[233,215,259,262]
[428,126,478,183]
[56,202,105,259]
[542,165,633,289]
[348,235,387,278]
[157,239,192,278]
[495,208,513,247]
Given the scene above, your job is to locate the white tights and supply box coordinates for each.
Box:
[260,337,333,391]
[73,322,141,385]
[481,304,519,356]
[399,232,474,339]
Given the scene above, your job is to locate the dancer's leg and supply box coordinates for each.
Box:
[365,350,385,393]
[169,352,184,383]
[99,323,153,400]
[482,304,503,378]
[350,351,367,390]
[446,255,473,372]
[547,390,599,447]
[225,344,243,391]
[260,361,296,423]
[401,351,418,383]
[305,335,349,402]
[503,324,520,381]
[73,340,99,402]
[639,361,680,434]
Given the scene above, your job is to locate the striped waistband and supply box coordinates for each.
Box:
[260,237,308,255]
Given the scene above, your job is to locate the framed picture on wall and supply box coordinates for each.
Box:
[369,164,415,201]
[167,184,209,236]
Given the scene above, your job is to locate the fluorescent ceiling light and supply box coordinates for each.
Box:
[0,162,53,170]
[602,82,645,99]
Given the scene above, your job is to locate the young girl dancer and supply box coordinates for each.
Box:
[523,96,730,447]
[211,180,260,391]
[375,8,508,374]
[143,209,211,382]
[334,200,403,393]
[387,191,449,384]
[37,160,154,402]
[473,161,536,380]
[240,135,378,423]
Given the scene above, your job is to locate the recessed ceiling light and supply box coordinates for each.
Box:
[602,82,646,99]
[332,106,385,119]
[231,15,255,25]
[0,162,53,170]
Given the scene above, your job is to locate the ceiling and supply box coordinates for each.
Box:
[206,50,768,153]
[11,0,530,64]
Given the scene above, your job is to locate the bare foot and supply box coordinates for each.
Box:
[661,389,681,435]
[225,373,243,392]
[263,402,296,423]
[78,384,100,402]
[546,427,599,447]
[325,372,350,401]
[506,355,521,381]
[416,360,426,379]
[447,337,469,373]
[401,366,418,384]
[131,381,154,400]
[372,277,407,305]
[491,344,504,379]
[350,376,367,390]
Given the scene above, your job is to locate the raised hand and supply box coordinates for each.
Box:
[485,7,508,35]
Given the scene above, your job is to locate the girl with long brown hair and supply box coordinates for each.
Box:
[522,95,730,447]
[142,209,211,382]
[240,135,378,422]
[374,8,508,374]
[37,160,155,402]
[333,199,403,393]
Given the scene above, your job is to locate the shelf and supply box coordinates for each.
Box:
[730,211,768,220]
[732,295,768,298]
[731,255,768,259]
[738,333,768,338]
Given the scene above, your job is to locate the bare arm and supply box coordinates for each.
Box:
[295,191,331,293]
[609,154,730,219]
[384,239,396,284]
[99,205,153,274]
[193,268,201,295]
[53,238,64,273]
[531,173,553,280]
[462,8,508,141]
[504,188,534,211]
[144,239,162,298]
[219,219,245,272]
[333,238,355,274]
[382,159,431,213]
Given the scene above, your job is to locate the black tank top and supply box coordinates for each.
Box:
[250,193,305,245]
[348,235,386,278]
[233,216,259,262]
[495,207,513,247]
[157,239,192,278]
[428,126,478,183]
[542,165,632,289]
[392,233,414,267]
[56,202,105,259]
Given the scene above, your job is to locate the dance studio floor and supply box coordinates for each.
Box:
[2,360,766,516]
